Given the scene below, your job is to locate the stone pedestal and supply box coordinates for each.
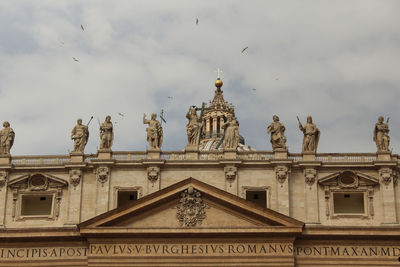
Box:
[224,148,237,160]
[185,146,199,160]
[0,155,11,165]
[97,149,112,160]
[377,151,391,161]
[302,152,316,161]
[274,148,288,159]
[70,152,84,163]
[147,149,161,160]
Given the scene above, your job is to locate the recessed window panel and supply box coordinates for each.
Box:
[246,190,266,208]
[21,195,53,216]
[117,191,138,208]
[333,193,364,214]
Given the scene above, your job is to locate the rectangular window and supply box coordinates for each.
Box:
[333,192,365,214]
[246,190,267,208]
[21,194,53,216]
[117,191,138,208]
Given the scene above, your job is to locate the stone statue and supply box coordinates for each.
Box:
[0,121,15,155]
[373,116,390,152]
[143,113,163,149]
[186,107,201,147]
[221,114,239,149]
[267,115,287,149]
[99,115,113,149]
[71,118,89,153]
[298,116,320,153]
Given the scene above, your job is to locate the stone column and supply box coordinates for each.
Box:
[379,167,397,224]
[224,165,238,195]
[147,166,161,195]
[206,118,210,137]
[212,116,217,137]
[304,168,319,223]
[0,170,8,227]
[65,169,83,225]
[275,165,290,216]
[95,166,111,216]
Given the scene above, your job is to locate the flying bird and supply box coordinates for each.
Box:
[81,24,85,31]
[118,112,125,117]
[252,88,256,91]
[275,77,280,80]
[168,96,173,99]
[241,46,248,53]
[196,18,199,25]
[72,57,79,62]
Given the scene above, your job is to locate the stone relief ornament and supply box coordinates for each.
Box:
[0,170,7,187]
[176,186,208,227]
[28,174,49,191]
[379,168,396,186]
[224,166,237,184]
[275,166,289,185]
[95,166,110,185]
[147,166,160,183]
[69,169,82,187]
[304,168,317,187]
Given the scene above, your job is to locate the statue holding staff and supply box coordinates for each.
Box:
[0,121,15,155]
[99,115,113,149]
[298,116,320,153]
[373,116,390,152]
[267,115,287,150]
[71,117,91,153]
[143,113,163,149]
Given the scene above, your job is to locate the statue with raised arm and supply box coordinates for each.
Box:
[298,116,320,153]
[267,115,287,150]
[373,116,390,152]
[0,121,15,155]
[186,107,201,147]
[143,113,163,149]
[221,114,239,149]
[99,115,113,149]
[71,118,89,153]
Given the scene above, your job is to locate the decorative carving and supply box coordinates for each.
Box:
[275,166,289,184]
[99,115,114,149]
[95,167,110,185]
[71,118,89,153]
[28,174,48,191]
[0,170,8,187]
[338,171,359,188]
[143,113,163,149]
[267,115,286,150]
[298,116,320,153]
[373,116,390,152]
[224,166,237,184]
[0,121,15,155]
[147,166,160,183]
[304,168,317,187]
[176,186,207,227]
[69,170,82,187]
[55,188,62,218]
[379,168,395,186]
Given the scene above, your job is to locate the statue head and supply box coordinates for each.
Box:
[273,115,279,122]
[105,115,111,122]
[2,121,9,128]
[77,118,82,125]
[151,113,157,120]
[307,116,312,123]
[378,116,384,123]
[226,114,232,121]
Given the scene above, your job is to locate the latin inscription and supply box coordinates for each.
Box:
[296,246,400,258]
[0,247,88,259]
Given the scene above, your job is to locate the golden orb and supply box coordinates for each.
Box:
[215,78,223,88]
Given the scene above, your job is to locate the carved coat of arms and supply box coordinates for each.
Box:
[176,186,207,227]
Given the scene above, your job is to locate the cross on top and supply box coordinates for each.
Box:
[216,68,223,79]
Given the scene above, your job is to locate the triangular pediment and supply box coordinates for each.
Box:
[8,173,68,190]
[318,171,378,187]
[79,178,303,236]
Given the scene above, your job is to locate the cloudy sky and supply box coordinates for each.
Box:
[1,1,400,155]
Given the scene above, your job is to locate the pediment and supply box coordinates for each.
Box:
[318,171,378,187]
[79,178,303,236]
[8,173,68,190]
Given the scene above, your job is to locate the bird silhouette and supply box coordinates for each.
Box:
[196,18,199,25]
[72,57,79,62]
[241,47,248,53]
[252,88,256,91]
[168,96,173,99]
[81,25,85,31]
[118,112,125,117]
